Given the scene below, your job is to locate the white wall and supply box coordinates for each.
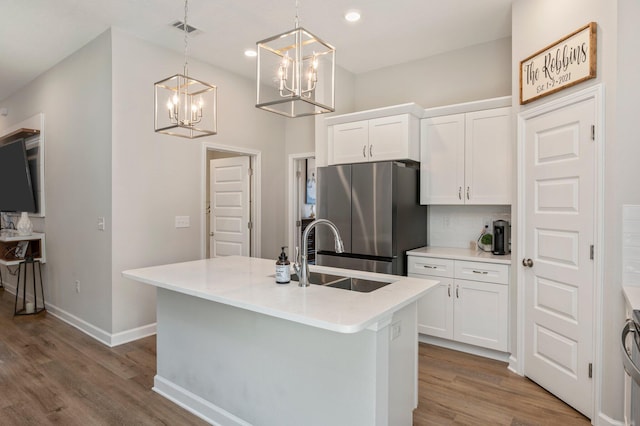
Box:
[110,28,287,334]
[354,38,512,111]
[428,205,511,249]
[0,31,113,332]
[512,0,621,421]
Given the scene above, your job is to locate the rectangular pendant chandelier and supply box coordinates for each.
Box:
[154,73,217,138]
[256,26,335,118]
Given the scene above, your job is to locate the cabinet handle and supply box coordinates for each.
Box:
[369,145,373,158]
[472,270,488,275]
[455,285,459,298]
[447,284,451,297]
[458,187,462,200]
[466,186,470,200]
[423,265,435,269]
[362,145,366,158]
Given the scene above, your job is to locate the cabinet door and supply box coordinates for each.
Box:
[330,121,369,165]
[453,279,508,352]
[412,275,454,339]
[464,107,512,204]
[420,114,465,204]
[368,115,416,162]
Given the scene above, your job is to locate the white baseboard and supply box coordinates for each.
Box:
[419,334,510,363]
[508,354,521,375]
[596,411,624,426]
[153,375,251,426]
[2,282,156,347]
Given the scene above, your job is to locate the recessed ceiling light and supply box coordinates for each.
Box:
[244,49,257,58]
[344,10,361,22]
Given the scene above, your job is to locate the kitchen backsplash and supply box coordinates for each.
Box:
[623,205,640,286]
[428,205,511,249]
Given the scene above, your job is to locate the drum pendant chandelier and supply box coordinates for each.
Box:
[255,0,335,118]
[154,0,217,138]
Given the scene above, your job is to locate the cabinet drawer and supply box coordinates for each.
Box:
[454,260,509,285]
[408,256,454,278]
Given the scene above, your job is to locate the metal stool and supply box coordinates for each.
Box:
[14,257,45,316]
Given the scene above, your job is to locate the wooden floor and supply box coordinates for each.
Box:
[0,289,589,425]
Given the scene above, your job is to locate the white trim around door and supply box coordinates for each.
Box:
[201,142,262,260]
[516,84,604,420]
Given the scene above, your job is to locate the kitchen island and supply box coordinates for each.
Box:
[123,256,437,426]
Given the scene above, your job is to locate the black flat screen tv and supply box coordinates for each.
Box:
[0,139,37,213]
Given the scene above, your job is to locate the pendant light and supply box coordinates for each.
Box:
[154,0,217,138]
[255,0,335,118]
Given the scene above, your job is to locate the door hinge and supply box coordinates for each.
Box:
[296,220,301,227]
[588,363,593,378]
[591,125,595,141]
[248,168,254,176]
[247,221,253,230]
[590,245,594,260]
[296,170,302,178]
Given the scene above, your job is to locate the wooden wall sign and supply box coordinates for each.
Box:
[520,22,596,105]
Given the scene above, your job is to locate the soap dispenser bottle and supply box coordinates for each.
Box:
[275,246,291,284]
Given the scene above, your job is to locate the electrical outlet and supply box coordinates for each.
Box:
[75,280,80,293]
[390,321,401,341]
[175,216,190,228]
[97,217,105,231]
[483,217,492,229]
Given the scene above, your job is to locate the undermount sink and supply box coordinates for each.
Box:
[290,273,395,293]
[290,272,347,286]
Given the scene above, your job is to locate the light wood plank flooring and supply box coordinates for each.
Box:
[0,289,589,425]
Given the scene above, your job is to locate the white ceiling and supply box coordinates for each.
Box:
[0,0,512,102]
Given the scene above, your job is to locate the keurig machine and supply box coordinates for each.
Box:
[492,220,510,255]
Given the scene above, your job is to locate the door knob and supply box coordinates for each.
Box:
[209,232,214,237]
[522,258,534,267]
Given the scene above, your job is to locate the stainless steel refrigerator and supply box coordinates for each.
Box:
[316,161,427,275]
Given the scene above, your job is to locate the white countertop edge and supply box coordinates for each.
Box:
[407,246,512,265]
[623,285,640,311]
[122,258,438,334]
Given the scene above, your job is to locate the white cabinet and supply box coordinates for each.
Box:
[420,106,512,205]
[408,255,509,352]
[329,114,420,165]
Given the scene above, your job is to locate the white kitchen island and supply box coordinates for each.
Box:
[123,256,437,426]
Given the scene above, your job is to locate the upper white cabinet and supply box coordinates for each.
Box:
[326,104,422,165]
[420,104,512,205]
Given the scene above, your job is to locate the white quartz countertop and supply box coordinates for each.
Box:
[123,256,437,334]
[407,246,512,265]
[623,285,640,311]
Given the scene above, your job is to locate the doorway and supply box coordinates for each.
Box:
[288,152,316,263]
[201,143,261,259]
[517,85,603,419]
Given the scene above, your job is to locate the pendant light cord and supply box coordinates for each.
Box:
[183,0,189,76]
[294,0,299,28]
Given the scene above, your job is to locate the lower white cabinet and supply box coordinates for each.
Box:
[409,255,509,352]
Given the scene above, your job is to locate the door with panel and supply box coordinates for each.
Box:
[420,114,465,204]
[209,156,250,257]
[522,96,596,418]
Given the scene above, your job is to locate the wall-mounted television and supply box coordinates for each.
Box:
[0,139,37,213]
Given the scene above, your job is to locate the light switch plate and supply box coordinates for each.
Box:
[175,216,190,228]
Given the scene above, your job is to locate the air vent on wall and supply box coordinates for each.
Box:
[172,20,199,34]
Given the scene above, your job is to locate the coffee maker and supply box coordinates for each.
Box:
[492,220,510,255]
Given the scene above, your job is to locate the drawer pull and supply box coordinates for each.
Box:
[423,265,436,269]
[472,270,488,275]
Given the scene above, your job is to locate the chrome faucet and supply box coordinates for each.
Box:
[294,219,344,287]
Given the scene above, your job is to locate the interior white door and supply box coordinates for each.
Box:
[209,156,250,257]
[523,96,595,418]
